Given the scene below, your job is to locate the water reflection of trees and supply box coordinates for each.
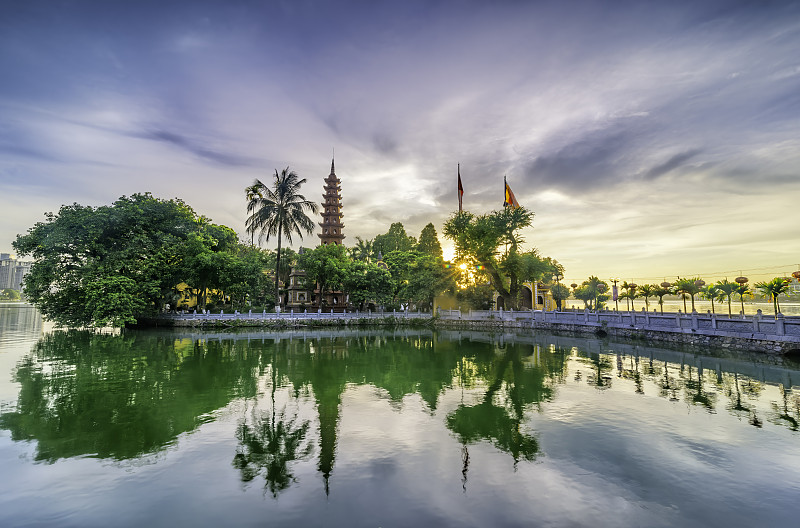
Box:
[571,348,800,430]
[446,343,569,464]
[4,327,800,500]
[0,330,261,462]
[233,402,313,497]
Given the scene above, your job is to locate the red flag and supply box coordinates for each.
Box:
[457,164,464,212]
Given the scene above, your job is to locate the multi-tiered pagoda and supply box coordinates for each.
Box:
[319,159,345,245]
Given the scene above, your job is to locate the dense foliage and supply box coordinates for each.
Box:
[443,207,556,309]
[299,238,455,311]
[13,193,267,327]
[0,288,21,300]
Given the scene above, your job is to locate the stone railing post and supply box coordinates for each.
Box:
[754,309,761,332]
[711,313,717,330]
[691,311,699,330]
[584,308,589,323]
[776,313,785,335]
[676,311,682,328]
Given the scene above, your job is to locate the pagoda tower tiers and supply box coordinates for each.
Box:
[319,159,345,245]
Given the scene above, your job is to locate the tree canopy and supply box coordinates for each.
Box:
[443,207,554,309]
[416,223,443,259]
[13,193,261,327]
[372,222,416,256]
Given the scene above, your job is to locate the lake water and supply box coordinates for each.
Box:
[1,304,800,527]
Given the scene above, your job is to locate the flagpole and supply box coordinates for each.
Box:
[457,163,463,212]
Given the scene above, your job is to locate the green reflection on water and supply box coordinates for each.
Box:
[0,330,262,461]
[2,328,799,498]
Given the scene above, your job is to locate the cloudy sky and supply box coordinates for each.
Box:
[2,0,799,284]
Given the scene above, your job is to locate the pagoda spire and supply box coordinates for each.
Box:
[319,159,345,245]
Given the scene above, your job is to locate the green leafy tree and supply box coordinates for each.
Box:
[342,261,393,310]
[756,277,790,314]
[0,288,21,301]
[245,167,318,308]
[298,244,349,306]
[416,223,443,259]
[549,283,570,311]
[372,222,416,255]
[12,193,210,327]
[573,276,608,311]
[456,282,495,310]
[382,250,420,309]
[180,224,242,310]
[545,258,565,283]
[443,208,552,310]
[404,254,455,311]
[715,279,737,317]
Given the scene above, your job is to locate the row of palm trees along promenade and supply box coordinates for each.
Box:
[165,159,800,355]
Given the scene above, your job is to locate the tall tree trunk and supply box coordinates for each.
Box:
[275,221,283,308]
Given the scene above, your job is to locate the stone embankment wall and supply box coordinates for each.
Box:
[149,308,800,355]
[437,309,800,355]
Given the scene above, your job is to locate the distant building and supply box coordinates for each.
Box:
[0,253,33,293]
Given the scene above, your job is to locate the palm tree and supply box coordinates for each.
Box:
[699,284,720,314]
[755,277,790,315]
[653,285,671,313]
[618,290,634,311]
[715,279,737,317]
[626,282,638,311]
[353,236,373,263]
[637,284,656,311]
[734,282,751,315]
[673,277,701,312]
[245,167,318,308]
[621,281,632,311]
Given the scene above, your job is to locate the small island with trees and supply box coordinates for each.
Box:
[10,160,800,355]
